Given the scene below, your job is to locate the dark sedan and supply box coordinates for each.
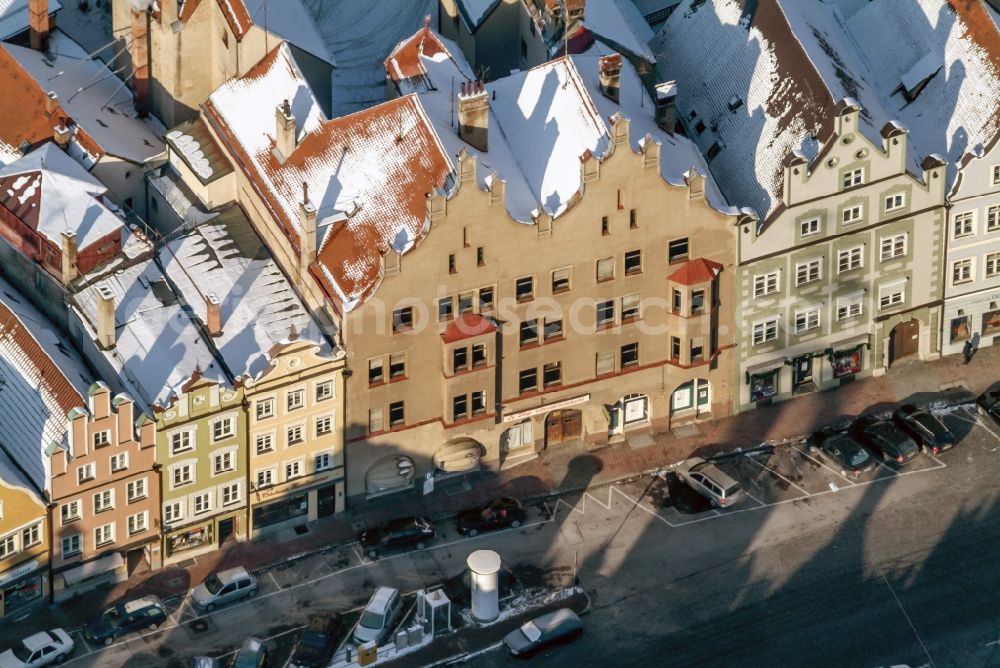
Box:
[503,608,583,658]
[977,382,1000,426]
[456,498,527,536]
[891,404,956,454]
[850,415,920,465]
[359,517,435,559]
[288,611,343,668]
[806,428,877,478]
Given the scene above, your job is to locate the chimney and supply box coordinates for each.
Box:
[458,80,489,152]
[130,9,150,118]
[28,0,49,51]
[53,120,71,149]
[205,292,222,337]
[60,230,78,285]
[655,81,678,134]
[299,182,317,281]
[275,100,296,163]
[96,284,116,350]
[44,91,58,117]
[598,54,621,103]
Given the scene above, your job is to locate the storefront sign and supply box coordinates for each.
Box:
[257,471,338,500]
[502,394,590,423]
[950,316,970,343]
[832,348,862,378]
[0,560,39,588]
[168,524,212,554]
[749,370,778,402]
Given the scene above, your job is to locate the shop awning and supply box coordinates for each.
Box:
[61,552,124,586]
[433,439,484,473]
[366,455,415,495]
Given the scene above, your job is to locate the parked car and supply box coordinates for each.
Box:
[891,404,956,454]
[977,382,1000,425]
[353,587,403,646]
[503,608,583,658]
[289,611,343,667]
[850,415,920,465]
[190,566,258,611]
[359,517,435,558]
[806,428,877,478]
[231,637,267,668]
[674,457,746,508]
[456,498,527,536]
[0,628,74,667]
[85,596,167,646]
[188,658,220,668]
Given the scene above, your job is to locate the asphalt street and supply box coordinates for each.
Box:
[27,402,1000,667]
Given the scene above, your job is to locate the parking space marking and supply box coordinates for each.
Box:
[741,489,766,507]
[792,445,858,485]
[168,598,189,625]
[874,459,901,477]
[268,571,281,590]
[882,574,937,668]
[743,456,810,496]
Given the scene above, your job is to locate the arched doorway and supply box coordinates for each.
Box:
[365,455,415,497]
[545,409,582,447]
[671,379,711,416]
[433,438,485,474]
[889,319,920,366]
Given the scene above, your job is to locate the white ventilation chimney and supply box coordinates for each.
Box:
[96,284,116,350]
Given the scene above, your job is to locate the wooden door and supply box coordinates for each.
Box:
[893,319,920,360]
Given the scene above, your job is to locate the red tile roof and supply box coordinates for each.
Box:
[667,258,723,286]
[179,0,252,39]
[385,23,449,83]
[441,313,498,343]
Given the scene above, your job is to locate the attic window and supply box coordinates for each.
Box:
[707,142,722,160]
[694,120,706,136]
[895,52,942,102]
[728,96,743,112]
[18,141,30,154]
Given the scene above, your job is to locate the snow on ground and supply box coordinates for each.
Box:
[302,0,435,116]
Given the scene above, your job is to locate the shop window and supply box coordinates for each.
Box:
[749,371,778,402]
[950,316,970,342]
[983,310,1000,335]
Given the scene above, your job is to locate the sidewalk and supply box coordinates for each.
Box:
[11,346,994,638]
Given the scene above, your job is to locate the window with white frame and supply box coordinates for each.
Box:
[94,489,114,513]
[285,460,303,480]
[753,271,780,298]
[193,493,211,515]
[172,463,194,488]
[256,469,274,488]
[838,247,864,273]
[255,398,274,420]
[315,381,334,402]
[212,416,234,442]
[255,433,274,454]
[988,205,1000,232]
[61,500,81,524]
[93,430,111,448]
[127,478,147,502]
[752,318,779,345]
[21,522,41,548]
[0,533,16,559]
[794,308,821,334]
[170,430,193,455]
[314,452,333,471]
[287,424,304,445]
[987,252,1000,278]
[842,168,864,189]
[800,218,820,237]
[954,212,975,238]
[77,463,95,484]
[127,512,148,535]
[94,523,114,547]
[163,502,182,524]
[213,451,234,474]
[315,415,333,436]
[795,259,821,286]
[879,283,905,309]
[837,295,863,320]
[222,483,240,506]
[952,258,974,285]
[110,452,128,472]
[286,389,305,411]
[880,234,906,261]
[61,534,81,558]
[842,204,863,225]
[884,193,905,212]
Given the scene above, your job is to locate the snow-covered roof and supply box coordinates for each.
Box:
[243,0,334,65]
[0,144,128,250]
[73,258,226,408]
[2,30,165,165]
[165,118,234,185]
[0,0,62,41]
[453,0,502,30]
[652,0,1000,219]
[390,28,729,219]
[204,43,453,309]
[0,273,90,493]
[302,0,436,117]
[158,207,335,379]
[583,0,656,63]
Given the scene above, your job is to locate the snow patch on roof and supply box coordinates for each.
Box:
[584,0,656,63]
[243,0,334,65]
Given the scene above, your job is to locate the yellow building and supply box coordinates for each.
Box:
[0,452,48,622]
